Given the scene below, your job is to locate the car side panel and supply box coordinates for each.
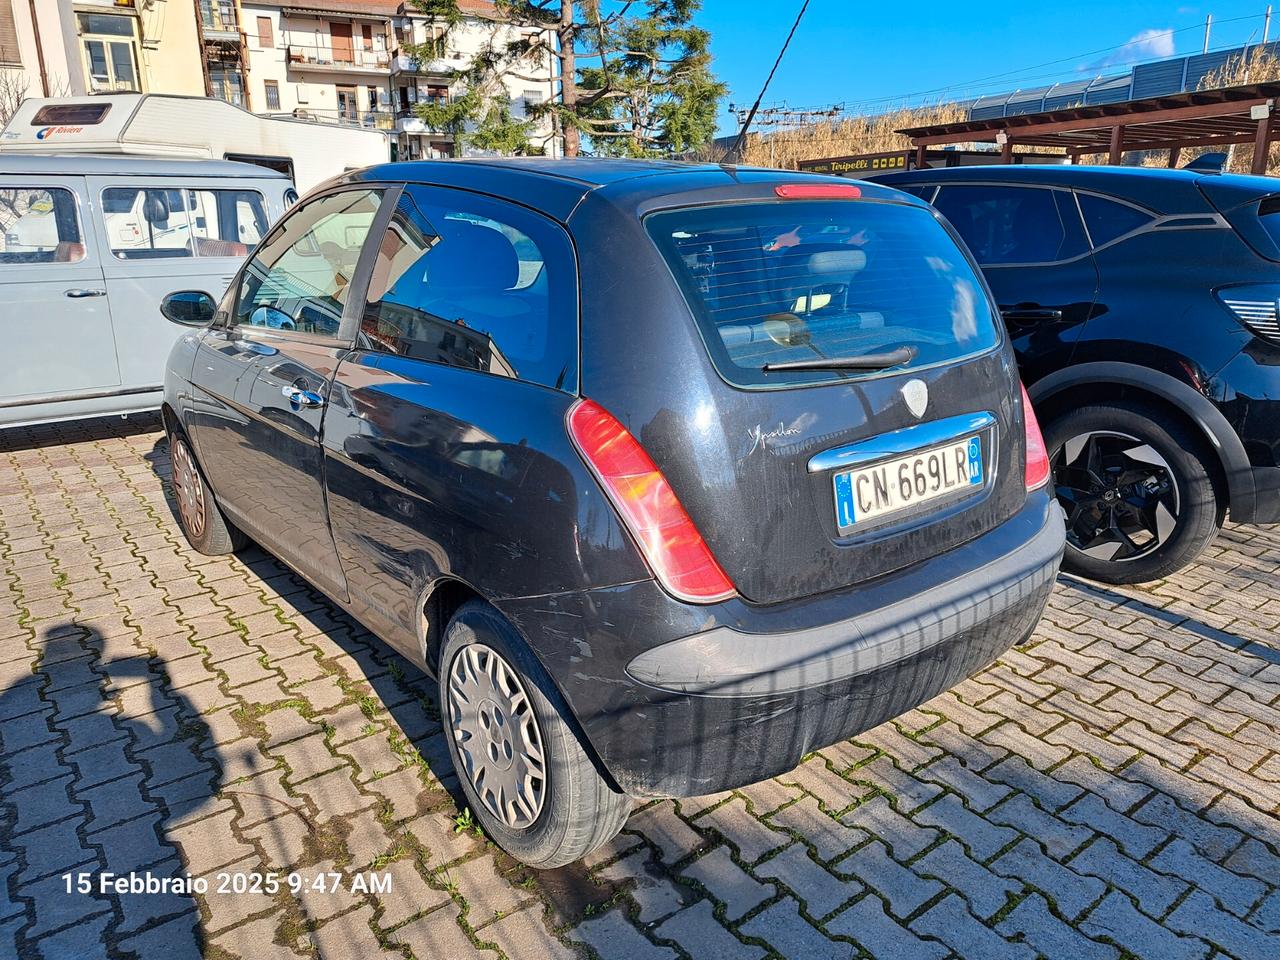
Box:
[322,350,650,658]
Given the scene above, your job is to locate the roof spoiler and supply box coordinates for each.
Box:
[1182,152,1227,174]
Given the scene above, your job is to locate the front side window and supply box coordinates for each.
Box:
[234,188,383,337]
[0,187,85,265]
[102,187,192,260]
[932,184,1087,265]
[648,199,1000,388]
[186,189,269,255]
[360,186,577,390]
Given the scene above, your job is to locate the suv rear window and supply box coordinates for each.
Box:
[647,199,999,387]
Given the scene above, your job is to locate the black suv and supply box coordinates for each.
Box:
[163,160,1062,867]
[878,164,1280,583]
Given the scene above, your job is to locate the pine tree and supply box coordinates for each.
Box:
[405,0,725,157]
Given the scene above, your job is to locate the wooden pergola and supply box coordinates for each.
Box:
[899,81,1280,174]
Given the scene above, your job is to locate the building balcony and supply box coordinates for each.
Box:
[201,7,240,43]
[287,44,391,73]
[391,52,465,75]
[270,108,397,131]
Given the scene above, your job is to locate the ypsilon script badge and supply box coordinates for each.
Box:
[901,378,928,419]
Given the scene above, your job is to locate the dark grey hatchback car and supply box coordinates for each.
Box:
[163,159,1064,867]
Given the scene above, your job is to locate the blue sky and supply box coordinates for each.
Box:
[697,1,1278,135]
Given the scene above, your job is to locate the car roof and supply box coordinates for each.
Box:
[878,164,1216,187]
[339,157,918,223]
[0,153,290,178]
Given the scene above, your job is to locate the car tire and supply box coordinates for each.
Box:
[167,427,247,556]
[438,600,631,869]
[1042,401,1224,584]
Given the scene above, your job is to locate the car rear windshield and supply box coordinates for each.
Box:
[647,199,1000,387]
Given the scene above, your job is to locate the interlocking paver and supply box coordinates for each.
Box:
[2,416,1278,960]
[680,846,773,920]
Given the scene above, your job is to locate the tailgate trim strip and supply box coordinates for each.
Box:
[808,411,997,474]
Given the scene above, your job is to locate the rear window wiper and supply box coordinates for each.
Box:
[762,345,917,373]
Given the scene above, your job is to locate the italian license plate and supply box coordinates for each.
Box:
[833,435,984,531]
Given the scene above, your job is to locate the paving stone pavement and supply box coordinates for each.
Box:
[2,414,1279,960]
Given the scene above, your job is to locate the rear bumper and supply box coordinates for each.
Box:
[497,492,1064,798]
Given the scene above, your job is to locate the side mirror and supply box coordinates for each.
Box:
[160,290,217,326]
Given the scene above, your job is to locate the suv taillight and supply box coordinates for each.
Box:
[1022,382,1050,491]
[567,399,737,604]
[1215,285,1280,344]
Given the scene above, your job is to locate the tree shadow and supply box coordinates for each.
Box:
[0,625,217,959]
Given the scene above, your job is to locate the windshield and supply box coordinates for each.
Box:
[647,199,1000,387]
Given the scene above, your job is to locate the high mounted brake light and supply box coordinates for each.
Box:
[567,399,737,604]
[774,183,862,200]
[1021,382,1051,491]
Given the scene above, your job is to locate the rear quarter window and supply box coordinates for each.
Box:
[646,199,1000,388]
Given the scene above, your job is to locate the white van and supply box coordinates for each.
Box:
[2,94,391,193]
[0,155,291,428]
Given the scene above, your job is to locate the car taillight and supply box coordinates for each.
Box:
[1215,285,1280,344]
[567,399,736,604]
[1021,382,1050,491]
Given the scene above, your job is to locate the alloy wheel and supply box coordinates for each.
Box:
[170,436,207,540]
[1052,430,1179,562]
[447,642,547,829]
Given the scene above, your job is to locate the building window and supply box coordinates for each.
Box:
[256,16,273,48]
[0,0,21,68]
[264,80,281,111]
[209,65,245,106]
[78,14,141,93]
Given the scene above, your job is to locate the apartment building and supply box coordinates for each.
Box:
[0,0,558,159]
[1,0,205,106]
[389,0,559,159]
[240,0,397,130]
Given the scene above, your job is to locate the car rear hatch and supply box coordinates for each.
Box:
[625,187,1028,606]
[1199,175,1280,262]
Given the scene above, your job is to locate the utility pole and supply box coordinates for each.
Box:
[1203,13,1213,54]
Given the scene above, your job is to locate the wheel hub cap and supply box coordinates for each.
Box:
[170,438,206,539]
[447,643,546,829]
[1052,431,1179,562]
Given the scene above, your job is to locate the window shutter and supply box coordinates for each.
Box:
[0,0,22,67]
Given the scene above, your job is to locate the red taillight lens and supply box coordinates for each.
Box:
[1021,382,1050,491]
[774,183,862,200]
[567,399,736,603]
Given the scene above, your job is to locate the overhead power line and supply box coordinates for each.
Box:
[729,0,812,161]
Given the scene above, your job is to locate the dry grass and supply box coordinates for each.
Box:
[1191,48,1280,175]
[732,102,970,169]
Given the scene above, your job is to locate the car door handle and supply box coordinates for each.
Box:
[65,288,107,298]
[1001,307,1064,323]
[282,384,325,409]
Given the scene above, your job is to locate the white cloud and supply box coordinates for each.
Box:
[1080,28,1176,72]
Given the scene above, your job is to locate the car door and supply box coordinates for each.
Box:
[0,175,119,422]
[90,176,274,396]
[320,185,582,657]
[931,183,1099,384]
[189,186,387,600]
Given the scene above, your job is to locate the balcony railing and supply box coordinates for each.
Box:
[391,52,466,74]
[287,44,391,71]
[266,108,396,131]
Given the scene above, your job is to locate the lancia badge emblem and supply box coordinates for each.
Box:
[902,379,928,419]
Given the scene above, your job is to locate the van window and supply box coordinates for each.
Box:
[360,185,577,391]
[647,199,999,388]
[0,187,85,264]
[31,103,112,126]
[101,187,192,260]
[186,189,269,255]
